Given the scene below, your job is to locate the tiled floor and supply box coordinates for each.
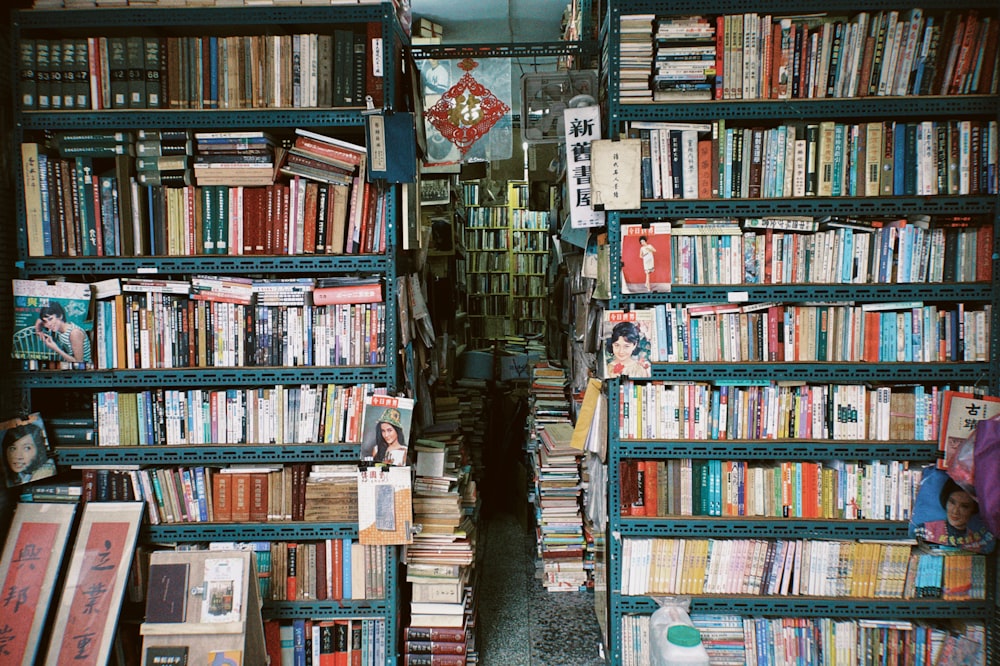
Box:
[476,511,607,665]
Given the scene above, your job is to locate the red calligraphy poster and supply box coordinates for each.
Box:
[1,523,58,661]
[55,523,130,664]
[47,503,143,666]
[0,503,76,666]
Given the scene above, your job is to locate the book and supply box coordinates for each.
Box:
[619,222,672,294]
[359,394,415,464]
[938,391,1000,471]
[12,279,93,368]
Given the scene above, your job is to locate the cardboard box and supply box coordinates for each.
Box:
[458,350,494,381]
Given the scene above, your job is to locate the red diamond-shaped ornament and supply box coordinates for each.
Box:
[424,59,511,156]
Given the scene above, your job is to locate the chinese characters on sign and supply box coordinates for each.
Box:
[940,391,1000,470]
[0,522,58,662]
[57,523,131,664]
[563,105,605,229]
[590,138,641,210]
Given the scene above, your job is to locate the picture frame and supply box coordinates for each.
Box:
[0,502,78,665]
[419,175,451,206]
[421,211,456,256]
[45,501,144,666]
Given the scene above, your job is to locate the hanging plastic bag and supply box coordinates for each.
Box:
[973,416,1000,536]
[648,596,710,666]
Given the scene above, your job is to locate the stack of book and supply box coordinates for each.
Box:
[193,130,276,187]
[136,129,193,186]
[653,15,716,100]
[403,407,484,663]
[402,626,468,666]
[526,363,588,591]
[618,14,655,103]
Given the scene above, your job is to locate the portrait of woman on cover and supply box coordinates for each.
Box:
[3,419,57,487]
[35,301,92,364]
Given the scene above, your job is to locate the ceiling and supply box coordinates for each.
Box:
[410,0,570,44]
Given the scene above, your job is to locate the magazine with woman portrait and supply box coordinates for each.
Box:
[2,412,57,488]
[602,309,655,379]
[360,394,416,465]
[12,279,93,370]
[909,465,996,554]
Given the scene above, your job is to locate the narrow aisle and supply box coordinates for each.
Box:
[477,511,606,665]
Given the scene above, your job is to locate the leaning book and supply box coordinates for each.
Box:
[620,221,672,294]
[12,279,93,369]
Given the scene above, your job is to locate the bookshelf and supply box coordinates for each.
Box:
[508,181,550,339]
[9,3,410,664]
[601,1,999,664]
[462,181,550,348]
[462,184,512,347]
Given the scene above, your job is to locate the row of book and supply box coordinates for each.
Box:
[204,540,387,602]
[619,458,922,521]
[630,119,999,202]
[603,301,990,368]
[94,294,386,370]
[621,614,986,666]
[616,381,943,443]
[262,617,387,666]
[84,463,358,524]
[625,217,992,289]
[18,28,379,111]
[619,9,998,102]
[620,537,987,600]
[92,383,382,446]
[21,130,384,258]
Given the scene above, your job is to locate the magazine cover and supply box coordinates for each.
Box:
[12,279,93,369]
[938,391,1000,471]
[602,310,655,378]
[620,222,672,294]
[357,463,413,545]
[2,412,57,488]
[360,394,416,465]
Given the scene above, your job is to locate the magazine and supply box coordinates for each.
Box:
[12,279,93,369]
[620,222,671,294]
[602,309,655,378]
[1,412,57,488]
[360,394,416,465]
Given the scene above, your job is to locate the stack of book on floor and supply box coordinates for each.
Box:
[526,363,588,591]
[402,626,468,666]
[403,408,483,663]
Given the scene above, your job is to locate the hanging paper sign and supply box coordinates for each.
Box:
[564,105,605,229]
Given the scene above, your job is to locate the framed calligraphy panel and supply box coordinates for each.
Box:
[45,502,144,666]
[0,502,76,665]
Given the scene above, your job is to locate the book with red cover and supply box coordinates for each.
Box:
[263,619,283,666]
[312,281,383,305]
[315,539,328,600]
[249,473,269,522]
[208,469,230,521]
[404,628,467,643]
[403,654,465,666]
[404,640,466,655]
[230,472,251,522]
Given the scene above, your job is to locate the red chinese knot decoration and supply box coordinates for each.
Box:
[424,58,511,156]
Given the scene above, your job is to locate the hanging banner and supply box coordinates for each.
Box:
[564,105,605,228]
[420,57,513,167]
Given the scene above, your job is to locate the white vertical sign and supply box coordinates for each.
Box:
[564,105,605,229]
